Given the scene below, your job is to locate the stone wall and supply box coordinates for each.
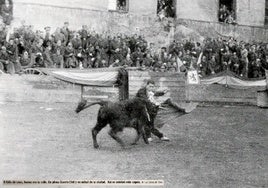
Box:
[0,70,261,106]
[129,0,157,15]
[176,0,218,22]
[13,1,109,32]
[237,0,266,27]
[0,74,119,103]
[186,84,258,105]
[176,0,266,27]
[176,19,268,42]
[13,0,158,31]
[12,0,171,48]
[11,0,268,47]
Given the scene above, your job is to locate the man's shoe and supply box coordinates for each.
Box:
[160,136,170,141]
[148,137,153,142]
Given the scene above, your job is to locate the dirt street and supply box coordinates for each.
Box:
[0,102,267,188]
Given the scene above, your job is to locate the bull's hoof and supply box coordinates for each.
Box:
[93,144,100,149]
[143,138,149,144]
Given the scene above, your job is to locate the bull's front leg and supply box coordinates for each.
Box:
[92,128,100,149]
[108,129,126,148]
[92,120,108,149]
[132,121,149,145]
[131,121,143,145]
[142,129,149,144]
[131,130,142,145]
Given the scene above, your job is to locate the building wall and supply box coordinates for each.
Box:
[12,0,171,47]
[176,0,218,22]
[176,0,266,27]
[0,74,119,103]
[236,0,266,27]
[10,0,268,45]
[129,0,157,15]
[13,0,109,31]
[12,0,158,32]
[175,19,268,42]
[13,2,109,32]
[14,0,108,11]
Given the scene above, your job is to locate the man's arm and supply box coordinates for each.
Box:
[154,89,168,97]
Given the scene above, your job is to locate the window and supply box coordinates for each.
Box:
[219,0,236,24]
[117,0,128,11]
[157,0,176,19]
[108,0,128,12]
[265,0,268,25]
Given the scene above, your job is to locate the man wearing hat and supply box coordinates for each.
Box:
[61,22,70,45]
[79,25,88,50]
[43,26,52,48]
[44,27,51,40]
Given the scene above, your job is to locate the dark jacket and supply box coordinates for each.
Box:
[136,87,165,100]
[136,87,165,118]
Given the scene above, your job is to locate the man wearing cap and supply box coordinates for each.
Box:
[44,27,52,40]
[43,26,52,48]
[64,42,77,68]
[79,25,88,50]
[61,22,70,44]
[52,43,64,68]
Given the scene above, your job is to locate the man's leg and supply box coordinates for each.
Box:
[149,119,169,141]
[144,124,152,139]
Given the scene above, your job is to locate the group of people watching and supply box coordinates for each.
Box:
[218,4,236,24]
[0,22,181,74]
[168,37,268,78]
[0,21,267,79]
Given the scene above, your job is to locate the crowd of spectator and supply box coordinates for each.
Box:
[0,21,267,79]
[170,37,268,79]
[0,22,178,74]
[218,4,236,24]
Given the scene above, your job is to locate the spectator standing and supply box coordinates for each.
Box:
[0,46,15,74]
[64,42,77,68]
[240,43,249,77]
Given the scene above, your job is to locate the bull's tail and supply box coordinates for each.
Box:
[75,99,107,113]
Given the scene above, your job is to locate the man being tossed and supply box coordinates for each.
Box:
[136,79,170,142]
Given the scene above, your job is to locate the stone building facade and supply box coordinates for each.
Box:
[11,0,268,43]
[176,0,266,27]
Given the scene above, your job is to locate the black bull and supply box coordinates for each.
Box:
[75,98,153,148]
